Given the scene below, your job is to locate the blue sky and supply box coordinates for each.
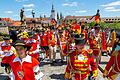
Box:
[0,0,120,20]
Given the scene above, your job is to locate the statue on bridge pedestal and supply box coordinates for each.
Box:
[20,8,26,27]
[32,10,35,18]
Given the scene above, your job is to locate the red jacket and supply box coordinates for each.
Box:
[64,49,98,80]
[104,50,120,79]
[4,55,39,80]
[34,34,40,43]
[102,31,107,51]
[47,31,53,40]
[40,33,48,46]
[0,42,16,63]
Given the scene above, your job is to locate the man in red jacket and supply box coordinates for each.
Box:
[103,33,120,80]
[40,30,49,58]
[0,37,16,73]
[26,32,40,60]
[0,40,44,80]
[47,28,57,63]
[64,33,98,80]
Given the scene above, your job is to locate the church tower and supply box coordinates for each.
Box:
[50,4,55,19]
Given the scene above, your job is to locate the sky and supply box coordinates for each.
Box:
[0,0,120,20]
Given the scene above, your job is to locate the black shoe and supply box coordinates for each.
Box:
[53,60,57,63]
[50,62,54,66]
[61,60,64,63]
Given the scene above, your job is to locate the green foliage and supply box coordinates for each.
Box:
[89,21,120,30]
[89,21,96,27]
[99,22,120,30]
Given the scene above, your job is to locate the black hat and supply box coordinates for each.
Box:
[94,24,100,29]
[3,36,10,40]
[14,40,31,51]
[28,32,35,38]
[74,33,85,44]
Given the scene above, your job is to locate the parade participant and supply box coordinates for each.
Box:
[18,30,29,40]
[89,25,101,66]
[103,32,120,80]
[9,27,18,43]
[34,31,41,43]
[0,40,44,80]
[101,30,107,54]
[24,32,40,60]
[63,32,76,57]
[64,33,98,80]
[0,36,16,74]
[47,28,57,63]
[40,29,49,58]
[81,25,88,43]
[71,21,81,35]
[107,29,116,54]
[57,29,65,63]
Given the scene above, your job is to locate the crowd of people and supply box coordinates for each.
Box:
[0,18,120,80]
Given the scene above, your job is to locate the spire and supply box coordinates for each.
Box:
[52,4,54,10]
[51,4,55,12]
[57,12,59,20]
[51,4,55,19]
[60,12,63,19]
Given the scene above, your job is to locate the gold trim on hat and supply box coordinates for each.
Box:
[15,43,25,46]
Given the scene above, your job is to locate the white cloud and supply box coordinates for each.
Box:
[101,1,120,12]
[25,8,33,11]
[23,4,35,8]
[105,8,120,12]
[105,7,115,10]
[4,11,13,14]
[62,2,78,7]
[75,10,87,13]
[16,0,28,2]
[101,1,120,7]
[104,6,120,12]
